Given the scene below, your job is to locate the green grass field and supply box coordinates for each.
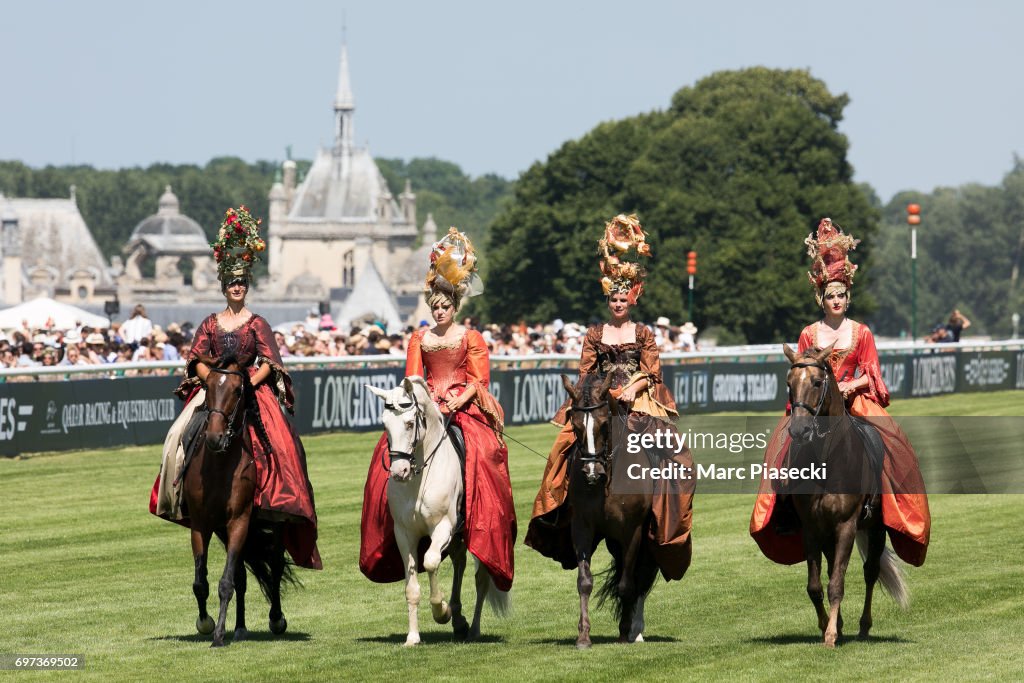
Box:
[1,391,1022,681]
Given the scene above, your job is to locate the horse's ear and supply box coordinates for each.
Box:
[783,344,798,364]
[561,374,578,403]
[366,385,388,401]
[813,342,836,364]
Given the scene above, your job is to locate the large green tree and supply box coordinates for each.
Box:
[482,68,878,342]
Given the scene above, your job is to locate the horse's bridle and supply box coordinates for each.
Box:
[205,367,247,443]
[381,396,451,477]
[788,360,844,440]
[569,400,610,467]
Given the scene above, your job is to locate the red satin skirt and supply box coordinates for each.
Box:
[750,395,930,567]
[149,382,322,570]
[359,403,516,591]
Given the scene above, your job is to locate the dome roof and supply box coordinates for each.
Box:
[127,186,209,254]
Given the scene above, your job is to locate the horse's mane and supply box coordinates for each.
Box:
[576,374,606,403]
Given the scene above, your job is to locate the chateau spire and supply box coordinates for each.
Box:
[333,41,355,156]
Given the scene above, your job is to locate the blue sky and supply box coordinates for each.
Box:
[2,0,1021,201]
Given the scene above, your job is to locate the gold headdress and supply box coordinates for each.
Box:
[424,227,481,310]
[599,213,650,305]
[212,206,265,287]
[805,217,860,307]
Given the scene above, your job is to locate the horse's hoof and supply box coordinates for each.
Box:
[432,601,452,624]
[269,616,288,635]
[576,638,592,650]
[632,633,644,643]
[404,635,420,647]
[196,616,215,635]
[211,638,226,648]
[453,618,470,641]
[234,628,249,642]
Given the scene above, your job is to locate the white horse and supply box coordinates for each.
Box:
[367,376,509,646]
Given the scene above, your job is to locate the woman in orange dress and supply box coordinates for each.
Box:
[524,214,694,581]
[359,228,516,591]
[750,218,931,567]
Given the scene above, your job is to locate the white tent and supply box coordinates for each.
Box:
[0,296,111,331]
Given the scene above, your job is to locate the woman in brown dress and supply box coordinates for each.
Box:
[524,214,694,581]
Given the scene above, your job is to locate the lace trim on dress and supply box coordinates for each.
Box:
[215,313,254,335]
[420,330,466,352]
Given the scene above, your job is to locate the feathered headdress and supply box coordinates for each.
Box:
[212,206,265,285]
[599,213,650,305]
[805,217,860,307]
[424,227,482,309]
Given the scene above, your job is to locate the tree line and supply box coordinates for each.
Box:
[0,156,511,265]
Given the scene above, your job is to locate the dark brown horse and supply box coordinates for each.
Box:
[783,343,908,647]
[183,354,294,647]
[561,373,660,649]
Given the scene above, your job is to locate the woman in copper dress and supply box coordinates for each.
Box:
[360,228,516,592]
[525,214,694,581]
[750,218,930,568]
[150,206,321,571]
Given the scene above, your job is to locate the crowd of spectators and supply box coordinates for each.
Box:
[1,304,703,378]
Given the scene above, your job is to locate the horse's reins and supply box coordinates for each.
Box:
[788,361,850,440]
[198,366,274,493]
[567,400,611,466]
[381,398,453,477]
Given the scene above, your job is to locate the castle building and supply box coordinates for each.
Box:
[0,187,116,306]
[265,42,433,326]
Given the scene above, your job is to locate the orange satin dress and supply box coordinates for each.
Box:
[750,321,931,566]
[359,329,516,591]
[524,324,694,580]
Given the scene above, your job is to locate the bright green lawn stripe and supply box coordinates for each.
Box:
[0,391,1020,681]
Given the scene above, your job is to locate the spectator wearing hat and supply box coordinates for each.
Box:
[59,343,91,367]
[154,332,180,361]
[679,322,698,352]
[85,333,110,363]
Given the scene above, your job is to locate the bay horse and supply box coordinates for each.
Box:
[561,373,660,649]
[783,343,908,647]
[367,376,508,646]
[182,354,294,647]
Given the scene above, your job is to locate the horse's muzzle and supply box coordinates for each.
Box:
[389,453,414,481]
[206,432,231,453]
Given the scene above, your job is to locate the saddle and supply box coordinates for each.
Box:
[446,421,467,535]
[174,408,209,487]
[850,416,885,488]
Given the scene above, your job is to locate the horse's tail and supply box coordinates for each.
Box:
[856,530,910,609]
[595,545,658,621]
[242,522,299,600]
[486,577,511,617]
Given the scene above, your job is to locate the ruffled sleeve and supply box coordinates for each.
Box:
[466,329,505,432]
[855,324,890,408]
[637,325,664,385]
[175,315,214,400]
[635,324,678,415]
[252,315,295,413]
[405,330,425,379]
[551,326,601,425]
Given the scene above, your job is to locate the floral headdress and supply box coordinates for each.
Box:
[424,227,482,310]
[805,217,860,307]
[599,213,650,305]
[212,206,266,285]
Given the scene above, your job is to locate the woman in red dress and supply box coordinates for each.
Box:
[750,218,931,567]
[359,228,516,591]
[150,206,321,571]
